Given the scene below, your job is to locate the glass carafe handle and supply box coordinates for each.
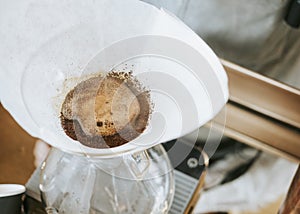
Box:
[126,150,150,179]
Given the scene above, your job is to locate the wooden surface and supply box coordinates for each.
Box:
[0,103,37,184]
[220,60,300,162]
[279,166,300,214]
[222,60,300,129]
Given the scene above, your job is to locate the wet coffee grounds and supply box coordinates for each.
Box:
[60,71,150,148]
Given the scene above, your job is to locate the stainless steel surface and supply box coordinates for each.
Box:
[169,170,199,214]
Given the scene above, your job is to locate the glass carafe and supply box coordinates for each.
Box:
[39,144,174,214]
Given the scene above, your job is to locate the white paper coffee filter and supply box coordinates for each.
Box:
[0,0,228,157]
